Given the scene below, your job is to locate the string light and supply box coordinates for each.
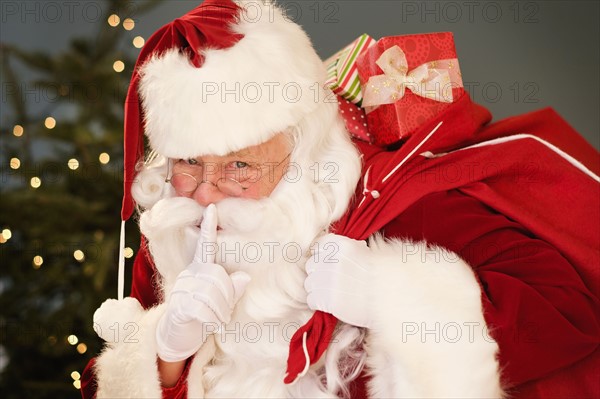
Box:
[123,18,135,30]
[124,247,134,258]
[113,60,125,73]
[33,256,43,268]
[76,343,88,354]
[71,371,81,380]
[30,177,41,188]
[13,125,24,136]
[44,117,56,129]
[108,14,120,27]
[67,159,79,170]
[73,380,81,389]
[67,335,78,345]
[73,250,85,262]
[99,153,110,164]
[0,229,10,244]
[10,158,20,169]
[1,229,11,240]
[133,36,145,48]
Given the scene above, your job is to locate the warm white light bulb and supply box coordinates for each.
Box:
[124,247,134,258]
[68,159,79,170]
[123,18,135,31]
[113,61,125,73]
[30,177,42,188]
[99,153,110,164]
[10,158,21,169]
[13,125,24,136]
[73,250,85,262]
[108,14,120,27]
[44,117,56,129]
[33,256,44,268]
[133,36,145,48]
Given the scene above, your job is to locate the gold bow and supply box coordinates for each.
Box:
[362,45,463,110]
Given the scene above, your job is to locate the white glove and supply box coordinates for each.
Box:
[304,233,373,328]
[156,204,251,362]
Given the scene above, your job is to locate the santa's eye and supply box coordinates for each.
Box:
[225,160,249,170]
[172,158,200,174]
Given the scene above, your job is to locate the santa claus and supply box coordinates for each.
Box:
[82,1,600,398]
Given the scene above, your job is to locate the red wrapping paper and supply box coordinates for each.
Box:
[356,32,468,147]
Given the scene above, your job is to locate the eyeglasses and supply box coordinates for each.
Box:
[165,152,291,197]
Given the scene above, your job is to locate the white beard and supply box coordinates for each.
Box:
[139,175,343,398]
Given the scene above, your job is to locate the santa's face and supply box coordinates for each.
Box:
[146,130,323,281]
[137,119,360,299]
[167,133,292,207]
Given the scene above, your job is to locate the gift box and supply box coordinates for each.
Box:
[356,32,466,147]
[325,33,375,104]
[324,34,375,143]
[335,95,372,143]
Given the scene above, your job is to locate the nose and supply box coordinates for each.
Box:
[191,180,228,207]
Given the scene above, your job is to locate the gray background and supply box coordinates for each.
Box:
[1,0,599,149]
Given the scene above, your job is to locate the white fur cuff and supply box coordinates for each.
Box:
[94,300,166,398]
[364,237,503,398]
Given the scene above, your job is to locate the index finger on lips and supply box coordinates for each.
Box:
[194,204,218,264]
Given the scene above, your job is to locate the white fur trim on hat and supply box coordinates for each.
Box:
[139,0,328,158]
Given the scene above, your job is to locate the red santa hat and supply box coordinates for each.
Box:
[122,0,327,221]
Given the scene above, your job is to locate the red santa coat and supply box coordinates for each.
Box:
[82,97,599,398]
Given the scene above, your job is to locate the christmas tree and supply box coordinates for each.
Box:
[0,1,162,397]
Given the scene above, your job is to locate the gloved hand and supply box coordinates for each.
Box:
[156,204,251,362]
[304,233,373,328]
